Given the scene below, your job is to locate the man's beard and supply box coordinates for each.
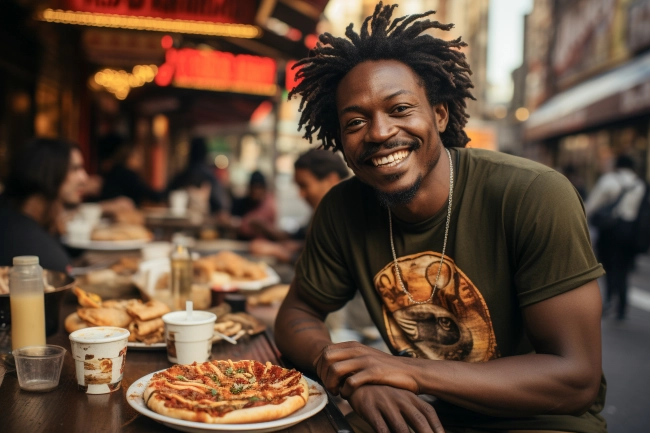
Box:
[374,175,423,208]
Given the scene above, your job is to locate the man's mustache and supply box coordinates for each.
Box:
[357,139,420,165]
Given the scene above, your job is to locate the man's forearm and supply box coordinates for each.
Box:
[411,353,599,417]
[274,289,334,373]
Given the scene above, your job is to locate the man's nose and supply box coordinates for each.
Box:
[364,113,398,144]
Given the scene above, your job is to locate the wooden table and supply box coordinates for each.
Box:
[0,298,351,433]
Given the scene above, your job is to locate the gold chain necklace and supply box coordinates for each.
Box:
[388,147,454,305]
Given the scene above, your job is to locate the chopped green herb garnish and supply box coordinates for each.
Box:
[225,367,234,376]
[249,396,262,402]
[230,383,245,394]
[236,368,246,374]
[248,377,256,384]
[210,388,217,396]
[205,374,220,385]
[175,375,188,381]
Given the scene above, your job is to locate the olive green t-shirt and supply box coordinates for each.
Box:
[295,148,607,432]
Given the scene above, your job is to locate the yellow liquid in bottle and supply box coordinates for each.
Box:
[171,258,193,311]
[11,293,46,350]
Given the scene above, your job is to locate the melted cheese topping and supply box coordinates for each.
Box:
[149,359,305,416]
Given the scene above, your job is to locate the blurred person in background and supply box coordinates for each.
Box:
[585,155,645,320]
[167,137,230,215]
[100,142,164,207]
[231,171,276,240]
[275,4,607,433]
[0,138,87,273]
[250,149,349,262]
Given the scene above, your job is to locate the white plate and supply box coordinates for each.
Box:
[232,266,280,292]
[62,236,150,251]
[132,261,281,295]
[126,371,327,433]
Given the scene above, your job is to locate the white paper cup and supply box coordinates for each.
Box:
[69,327,130,394]
[141,241,173,261]
[79,203,103,227]
[169,190,189,215]
[162,311,216,364]
[66,219,93,243]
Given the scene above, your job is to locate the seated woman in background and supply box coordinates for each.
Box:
[0,138,88,273]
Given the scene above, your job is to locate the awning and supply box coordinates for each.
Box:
[524,51,650,141]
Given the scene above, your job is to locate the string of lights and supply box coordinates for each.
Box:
[39,9,261,39]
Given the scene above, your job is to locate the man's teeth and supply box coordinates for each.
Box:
[371,150,410,167]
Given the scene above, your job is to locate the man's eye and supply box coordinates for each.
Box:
[347,119,363,127]
[394,106,409,113]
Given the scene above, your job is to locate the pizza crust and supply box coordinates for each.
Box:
[144,364,309,424]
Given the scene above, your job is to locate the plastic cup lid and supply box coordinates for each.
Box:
[13,256,39,265]
[69,327,130,343]
[162,311,216,326]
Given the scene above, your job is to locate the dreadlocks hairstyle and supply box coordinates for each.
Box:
[289,2,475,152]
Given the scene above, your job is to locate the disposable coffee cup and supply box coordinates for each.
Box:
[169,190,189,215]
[69,327,130,394]
[162,310,216,364]
[66,219,93,243]
[78,203,103,227]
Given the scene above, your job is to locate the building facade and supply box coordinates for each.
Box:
[522,0,650,192]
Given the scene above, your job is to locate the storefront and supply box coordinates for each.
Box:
[524,0,650,191]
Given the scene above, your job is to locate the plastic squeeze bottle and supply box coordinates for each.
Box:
[10,256,46,350]
[170,244,193,311]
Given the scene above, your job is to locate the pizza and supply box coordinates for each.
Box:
[143,359,309,424]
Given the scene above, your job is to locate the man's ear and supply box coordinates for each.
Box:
[434,102,449,133]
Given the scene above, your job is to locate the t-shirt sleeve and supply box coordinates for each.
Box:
[294,190,356,305]
[513,171,604,307]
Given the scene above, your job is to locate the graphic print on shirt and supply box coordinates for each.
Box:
[374,252,498,362]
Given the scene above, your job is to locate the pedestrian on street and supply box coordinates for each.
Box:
[585,155,646,320]
[275,3,607,433]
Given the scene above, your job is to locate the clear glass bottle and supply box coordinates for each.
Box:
[10,256,46,350]
[170,244,193,311]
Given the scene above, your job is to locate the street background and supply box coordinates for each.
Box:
[602,254,650,433]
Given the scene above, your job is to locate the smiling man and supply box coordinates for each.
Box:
[274,3,607,433]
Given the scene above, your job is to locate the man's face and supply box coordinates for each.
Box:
[335,60,448,205]
[294,168,340,209]
[59,149,88,206]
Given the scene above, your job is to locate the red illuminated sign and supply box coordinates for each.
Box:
[285,60,301,91]
[155,48,277,96]
[62,0,257,25]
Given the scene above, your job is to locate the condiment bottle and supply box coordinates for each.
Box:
[170,244,193,311]
[10,256,46,350]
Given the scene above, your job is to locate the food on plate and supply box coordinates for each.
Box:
[77,307,133,328]
[74,287,103,308]
[65,290,170,345]
[65,312,89,333]
[110,257,141,275]
[247,285,290,306]
[213,321,243,338]
[193,251,268,283]
[85,269,118,286]
[0,267,56,294]
[134,317,164,336]
[91,224,152,241]
[127,299,170,321]
[143,359,309,424]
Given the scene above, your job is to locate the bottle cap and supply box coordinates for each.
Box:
[13,256,39,266]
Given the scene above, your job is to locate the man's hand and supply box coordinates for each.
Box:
[347,385,444,433]
[314,341,418,397]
